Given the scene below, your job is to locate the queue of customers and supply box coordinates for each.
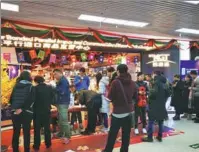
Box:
[9,65,199,152]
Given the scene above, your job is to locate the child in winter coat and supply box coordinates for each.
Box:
[96,72,110,132]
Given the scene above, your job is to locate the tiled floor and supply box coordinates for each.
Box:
[114,115,199,152]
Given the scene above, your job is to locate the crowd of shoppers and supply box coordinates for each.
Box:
[9,65,199,152]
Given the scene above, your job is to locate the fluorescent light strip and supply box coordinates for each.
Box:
[78,14,149,27]
[184,1,199,5]
[1,2,19,12]
[176,28,199,34]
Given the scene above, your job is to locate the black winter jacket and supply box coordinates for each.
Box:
[33,83,54,116]
[10,80,34,111]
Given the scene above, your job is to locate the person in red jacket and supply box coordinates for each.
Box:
[102,64,137,152]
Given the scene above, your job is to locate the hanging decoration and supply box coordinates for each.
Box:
[61,55,67,64]
[17,52,25,62]
[98,55,104,63]
[37,50,45,60]
[45,49,51,57]
[121,56,127,64]
[126,56,131,64]
[116,56,122,65]
[71,55,77,62]
[1,21,12,28]
[108,57,113,64]
[29,50,37,59]
[89,53,95,60]
[49,54,56,63]
[81,53,87,61]
[3,53,11,63]
[133,56,139,64]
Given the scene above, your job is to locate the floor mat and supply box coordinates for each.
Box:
[2,126,183,152]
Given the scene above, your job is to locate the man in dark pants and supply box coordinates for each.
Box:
[190,70,199,123]
[79,90,102,135]
[142,71,168,142]
[33,76,54,150]
[103,64,137,152]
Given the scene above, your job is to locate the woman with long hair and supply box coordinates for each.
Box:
[96,71,110,131]
[10,71,34,152]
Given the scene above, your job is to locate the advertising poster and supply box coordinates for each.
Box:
[180,60,199,79]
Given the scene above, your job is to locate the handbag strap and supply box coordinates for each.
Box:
[29,85,34,108]
[116,80,129,105]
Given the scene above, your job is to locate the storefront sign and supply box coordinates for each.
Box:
[1,35,159,51]
[146,54,175,67]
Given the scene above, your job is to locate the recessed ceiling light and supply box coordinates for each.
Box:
[184,1,199,5]
[176,28,199,34]
[78,14,149,27]
[1,2,19,12]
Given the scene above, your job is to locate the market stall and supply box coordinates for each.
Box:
[1,19,195,124]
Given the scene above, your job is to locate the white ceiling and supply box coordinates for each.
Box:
[1,0,199,40]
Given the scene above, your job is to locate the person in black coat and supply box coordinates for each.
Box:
[10,71,34,152]
[182,74,192,119]
[171,75,184,120]
[33,76,54,150]
[79,90,102,135]
[142,71,168,142]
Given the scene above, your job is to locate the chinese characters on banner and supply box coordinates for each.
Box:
[3,53,11,63]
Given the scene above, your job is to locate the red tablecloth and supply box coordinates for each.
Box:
[51,106,87,118]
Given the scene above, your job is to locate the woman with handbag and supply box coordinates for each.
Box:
[10,71,35,152]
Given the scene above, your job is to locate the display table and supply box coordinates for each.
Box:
[51,105,87,117]
[2,106,87,128]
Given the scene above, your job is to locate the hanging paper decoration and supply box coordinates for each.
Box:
[108,57,112,64]
[61,55,67,64]
[3,53,11,63]
[71,55,77,62]
[121,56,127,64]
[126,56,131,64]
[133,56,139,64]
[81,53,87,61]
[89,53,95,60]
[17,52,25,62]
[116,56,122,65]
[98,55,104,63]
[37,50,45,60]
[45,49,51,57]
[49,54,56,63]
[29,50,37,59]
